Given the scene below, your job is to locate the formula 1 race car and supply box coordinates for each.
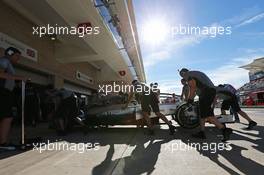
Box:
[78,102,179,127]
[76,100,235,129]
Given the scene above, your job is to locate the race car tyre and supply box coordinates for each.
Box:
[175,102,200,129]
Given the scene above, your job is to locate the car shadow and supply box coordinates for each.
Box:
[91,128,173,175]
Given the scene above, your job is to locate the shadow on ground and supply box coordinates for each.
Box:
[1,123,263,175]
[176,124,264,175]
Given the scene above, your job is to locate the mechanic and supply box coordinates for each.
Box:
[216,84,257,130]
[180,78,189,102]
[0,47,27,148]
[179,68,233,141]
[123,80,176,135]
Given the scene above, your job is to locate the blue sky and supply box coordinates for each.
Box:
[133,0,264,94]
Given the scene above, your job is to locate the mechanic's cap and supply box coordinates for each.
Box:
[179,68,189,77]
[5,47,21,56]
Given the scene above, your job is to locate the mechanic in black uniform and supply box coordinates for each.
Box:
[179,68,233,141]
[124,80,176,135]
[180,78,189,102]
[216,84,257,130]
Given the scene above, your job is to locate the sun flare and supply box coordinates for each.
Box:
[142,19,169,45]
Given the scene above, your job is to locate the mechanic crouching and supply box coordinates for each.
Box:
[216,84,257,130]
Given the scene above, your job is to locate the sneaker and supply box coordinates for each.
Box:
[247,121,257,130]
[192,131,206,139]
[169,125,176,135]
[222,128,233,142]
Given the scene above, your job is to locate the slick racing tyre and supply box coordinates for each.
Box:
[175,102,200,129]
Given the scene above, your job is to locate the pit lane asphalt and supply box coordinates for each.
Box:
[0,108,263,175]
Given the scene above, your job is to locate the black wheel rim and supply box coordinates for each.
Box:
[176,103,200,129]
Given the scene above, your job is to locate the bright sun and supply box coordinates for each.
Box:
[142,19,169,46]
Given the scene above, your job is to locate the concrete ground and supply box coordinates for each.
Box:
[0,108,263,175]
